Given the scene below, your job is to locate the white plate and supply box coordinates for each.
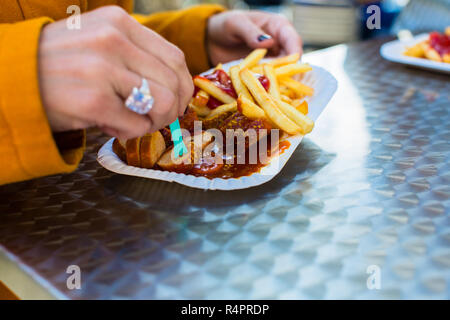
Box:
[380,34,450,74]
[97,59,337,190]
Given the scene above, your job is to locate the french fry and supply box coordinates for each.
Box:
[206,101,237,119]
[237,94,266,120]
[278,101,314,134]
[230,65,254,102]
[443,53,450,63]
[292,99,308,115]
[263,64,281,102]
[404,42,425,58]
[275,63,312,78]
[250,64,264,74]
[280,85,296,99]
[192,90,209,107]
[421,42,442,62]
[280,77,314,97]
[215,63,223,70]
[193,76,236,104]
[264,65,312,132]
[239,49,267,70]
[267,53,300,68]
[240,68,301,135]
[280,95,292,104]
[189,102,211,117]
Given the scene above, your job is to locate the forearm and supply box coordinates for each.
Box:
[0,18,84,185]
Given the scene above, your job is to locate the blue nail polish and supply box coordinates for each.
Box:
[258,34,272,42]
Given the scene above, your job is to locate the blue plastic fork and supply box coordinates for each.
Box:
[169,119,188,158]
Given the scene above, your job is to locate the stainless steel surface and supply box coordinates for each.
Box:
[1,39,449,299]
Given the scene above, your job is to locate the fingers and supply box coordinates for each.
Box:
[247,11,303,56]
[146,80,179,132]
[111,36,183,114]
[92,89,153,140]
[228,14,276,49]
[115,13,193,115]
[111,68,179,134]
[277,24,303,56]
[91,6,191,131]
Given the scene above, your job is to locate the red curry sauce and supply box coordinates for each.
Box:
[190,140,291,179]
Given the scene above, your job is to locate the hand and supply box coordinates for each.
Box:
[39,6,194,140]
[207,10,302,66]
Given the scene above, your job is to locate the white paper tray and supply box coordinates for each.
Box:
[380,34,450,74]
[97,59,337,190]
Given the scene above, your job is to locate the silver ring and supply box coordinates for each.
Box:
[125,78,154,114]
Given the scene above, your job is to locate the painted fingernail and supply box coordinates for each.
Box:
[258,34,272,42]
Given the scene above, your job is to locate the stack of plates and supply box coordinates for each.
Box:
[292,0,359,46]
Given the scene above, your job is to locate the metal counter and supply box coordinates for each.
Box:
[0,39,449,299]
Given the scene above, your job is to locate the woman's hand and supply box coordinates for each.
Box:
[207,10,302,66]
[39,6,194,140]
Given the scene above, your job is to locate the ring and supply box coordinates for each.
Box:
[125,78,154,114]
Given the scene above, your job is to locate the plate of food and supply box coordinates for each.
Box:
[97,49,337,190]
[380,27,450,74]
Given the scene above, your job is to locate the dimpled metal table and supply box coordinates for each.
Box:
[0,39,449,300]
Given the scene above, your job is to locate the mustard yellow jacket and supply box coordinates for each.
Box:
[0,0,224,185]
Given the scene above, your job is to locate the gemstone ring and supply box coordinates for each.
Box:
[125,78,154,115]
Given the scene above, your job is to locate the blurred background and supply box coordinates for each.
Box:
[134,0,450,51]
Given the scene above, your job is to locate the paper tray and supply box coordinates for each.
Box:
[97,60,337,190]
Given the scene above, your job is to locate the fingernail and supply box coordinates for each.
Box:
[258,34,272,42]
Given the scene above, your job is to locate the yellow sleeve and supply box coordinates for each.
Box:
[0,18,85,186]
[134,4,226,75]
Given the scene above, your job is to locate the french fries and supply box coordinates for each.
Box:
[275,63,312,78]
[292,99,308,115]
[230,65,254,102]
[206,101,237,119]
[280,85,295,99]
[403,28,450,63]
[190,89,211,117]
[192,90,209,107]
[250,64,265,74]
[404,42,425,58]
[278,101,314,134]
[263,65,281,102]
[267,53,301,68]
[237,94,266,120]
[191,48,316,138]
[280,77,314,96]
[239,49,267,70]
[421,42,442,62]
[189,103,211,117]
[263,64,314,134]
[250,64,264,74]
[193,76,236,104]
[240,68,301,135]
[281,95,292,104]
